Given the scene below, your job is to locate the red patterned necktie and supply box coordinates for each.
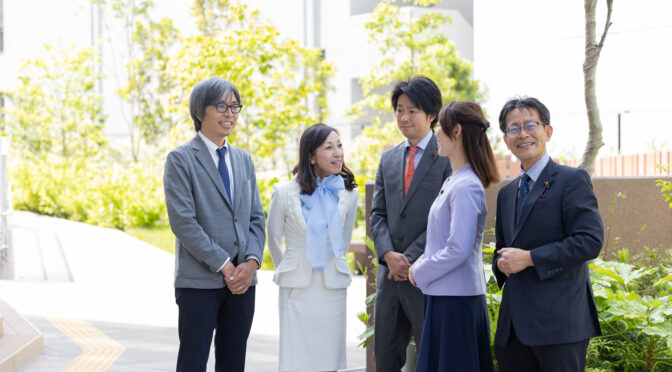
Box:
[404,146,419,195]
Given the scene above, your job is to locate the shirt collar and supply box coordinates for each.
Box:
[520,153,550,182]
[198,131,228,152]
[404,129,433,151]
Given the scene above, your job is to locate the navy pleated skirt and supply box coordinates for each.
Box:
[415,294,495,372]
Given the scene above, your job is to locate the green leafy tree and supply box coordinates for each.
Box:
[166,0,334,175]
[348,0,482,198]
[4,44,106,159]
[93,0,179,162]
[4,42,165,230]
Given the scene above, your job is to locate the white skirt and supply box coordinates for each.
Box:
[278,270,347,372]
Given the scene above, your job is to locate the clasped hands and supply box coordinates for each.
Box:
[221,259,258,295]
[496,247,533,277]
[383,251,411,282]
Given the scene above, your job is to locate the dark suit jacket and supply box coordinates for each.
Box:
[493,159,603,347]
[370,134,452,266]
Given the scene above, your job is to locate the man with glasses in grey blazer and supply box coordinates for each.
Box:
[164,77,265,372]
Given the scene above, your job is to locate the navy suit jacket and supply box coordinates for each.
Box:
[493,159,603,347]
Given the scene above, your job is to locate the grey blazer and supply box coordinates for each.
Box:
[164,135,266,289]
[370,134,452,266]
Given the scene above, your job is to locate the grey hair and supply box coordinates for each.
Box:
[189,77,241,132]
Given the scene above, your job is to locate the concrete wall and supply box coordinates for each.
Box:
[482,176,672,257]
[365,176,672,260]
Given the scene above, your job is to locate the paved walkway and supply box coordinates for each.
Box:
[0,211,367,371]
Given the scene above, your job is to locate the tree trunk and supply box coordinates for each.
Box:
[579,0,613,175]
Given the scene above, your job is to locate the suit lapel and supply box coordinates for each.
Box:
[229,144,244,213]
[402,136,439,212]
[512,160,559,241]
[287,178,349,232]
[390,143,406,212]
[337,188,350,221]
[191,136,232,209]
[287,179,307,232]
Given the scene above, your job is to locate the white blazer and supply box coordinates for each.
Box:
[267,177,358,289]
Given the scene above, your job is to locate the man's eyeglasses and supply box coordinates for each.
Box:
[213,103,243,114]
[505,120,543,138]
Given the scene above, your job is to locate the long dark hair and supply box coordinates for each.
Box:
[439,101,500,188]
[293,123,357,195]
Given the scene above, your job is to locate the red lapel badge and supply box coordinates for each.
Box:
[540,181,550,197]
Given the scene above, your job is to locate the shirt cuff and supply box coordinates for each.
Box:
[217,257,231,273]
[246,255,260,269]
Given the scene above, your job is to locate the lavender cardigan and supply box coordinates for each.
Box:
[412,164,488,296]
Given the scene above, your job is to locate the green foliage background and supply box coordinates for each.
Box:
[1,0,334,230]
[0,0,480,232]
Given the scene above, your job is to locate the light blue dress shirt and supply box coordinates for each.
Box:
[404,130,434,169]
[519,153,550,190]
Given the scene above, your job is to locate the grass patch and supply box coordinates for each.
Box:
[126,225,175,254]
[126,224,276,270]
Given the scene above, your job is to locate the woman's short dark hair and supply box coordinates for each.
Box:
[292,124,357,195]
[391,76,442,128]
[189,77,241,132]
[498,96,550,133]
[439,101,500,188]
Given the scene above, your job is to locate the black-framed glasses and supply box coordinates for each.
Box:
[505,120,543,138]
[213,103,243,114]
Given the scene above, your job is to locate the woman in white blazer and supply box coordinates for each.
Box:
[267,123,359,372]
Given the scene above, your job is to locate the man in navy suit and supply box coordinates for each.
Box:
[492,96,603,372]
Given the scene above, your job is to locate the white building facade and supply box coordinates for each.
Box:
[0,0,474,144]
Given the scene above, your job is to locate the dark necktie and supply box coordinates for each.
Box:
[515,173,530,226]
[216,147,232,202]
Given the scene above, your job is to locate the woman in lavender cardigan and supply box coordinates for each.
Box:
[409,101,500,371]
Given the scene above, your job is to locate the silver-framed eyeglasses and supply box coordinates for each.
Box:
[505,120,542,138]
[214,103,243,114]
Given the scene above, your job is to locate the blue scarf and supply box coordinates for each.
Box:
[300,175,345,271]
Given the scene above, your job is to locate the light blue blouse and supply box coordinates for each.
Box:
[300,175,344,271]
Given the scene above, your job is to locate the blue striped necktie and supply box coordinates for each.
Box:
[515,173,530,226]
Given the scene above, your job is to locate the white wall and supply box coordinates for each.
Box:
[474,0,672,156]
[1,0,474,148]
[0,0,91,89]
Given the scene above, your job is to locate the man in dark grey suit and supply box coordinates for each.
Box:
[164,78,265,372]
[370,76,452,371]
[493,96,603,372]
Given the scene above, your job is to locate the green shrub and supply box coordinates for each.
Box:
[587,250,672,371]
[11,153,166,230]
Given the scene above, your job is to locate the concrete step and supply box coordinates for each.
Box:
[0,300,43,372]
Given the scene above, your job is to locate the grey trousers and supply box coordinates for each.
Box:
[374,265,424,372]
